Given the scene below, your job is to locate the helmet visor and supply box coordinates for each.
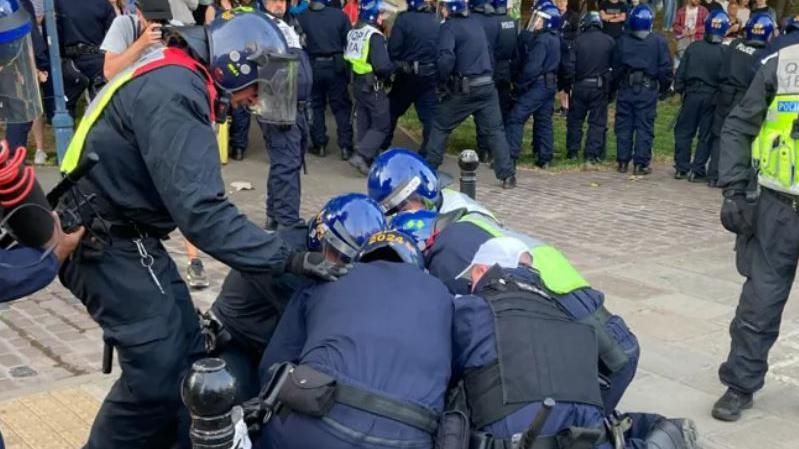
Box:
[251,51,299,125]
[0,35,42,124]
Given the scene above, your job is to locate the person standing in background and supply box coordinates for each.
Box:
[726,0,742,37]
[557,0,580,119]
[673,0,708,67]
[736,0,750,24]
[169,0,199,23]
[599,0,628,39]
[749,0,776,25]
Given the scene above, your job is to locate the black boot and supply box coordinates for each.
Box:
[231,147,244,161]
[674,170,688,180]
[340,147,352,161]
[535,160,550,169]
[348,153,370,176]
[617,161,629,173]
[688,172,707,183]
[633,164,652,175]
[712,388,753,422]
[502,175,517,189]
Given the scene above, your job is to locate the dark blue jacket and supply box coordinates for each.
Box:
[514,29,560,90]
[611,32,673,91]
[388,9,439,66]
[0,248,58,303]
[566,27,615,83]
[764,29,799,55]
[74,65,295,273]
[452,267,609,442]
[54,0,115,48]
[437,14,494,80]
[296,4,350,56]
[259,261,453,445]
[472,8,500,68]
[366,28,395,79]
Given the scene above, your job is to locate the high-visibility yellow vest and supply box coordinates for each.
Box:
[458,212,591,295]
[60,47,217,174]
[344,24,381,75]
[752,44,799,195]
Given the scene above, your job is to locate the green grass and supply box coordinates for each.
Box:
[398,95,682,171]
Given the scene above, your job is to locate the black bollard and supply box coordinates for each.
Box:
[458,150,480,200]
[182,358,239,449]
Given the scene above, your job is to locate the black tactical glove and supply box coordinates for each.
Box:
[286,251,350,281]
[720,191,756,237]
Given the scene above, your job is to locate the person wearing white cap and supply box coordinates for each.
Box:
[451,237,700,449]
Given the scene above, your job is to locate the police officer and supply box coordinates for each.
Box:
[344,0,394,175]
[611,5,673,175]
[254,228,452,449]
[470,0,500,163]
[764,14,799,53]
[384,0,439,154]
[453,237,698,449]
[297,0,354,160]
[712,41,799,423]
[707,14,774,187]
[423,0,516,188]
[565,12,615,164]
[262,0,312,229]
[505,3,560,169]
[673,10,730,182]
[53,0,116,118]
[56,12,347,449]
[492,0,518,129]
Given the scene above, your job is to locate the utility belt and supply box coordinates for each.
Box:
[354,72,388,92]
[575,77,604,89]
[469,426,608,449]
[624,71,656,90]
[262,363,440,435]
[310,53,342,62]
[310,53,346,73]
[685,79,716,94]
[64,43,103,59]
[449,75,494,95]
[398,60,437,77]
[762,186,799,213]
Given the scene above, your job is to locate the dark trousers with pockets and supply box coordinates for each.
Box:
[708,87,745,182]
[310,59,353,151]
[60,237,204,449]
[262,108,307,227]
[505,81,556,163]
[385,73,437,153]
[673,90,715,175]
[720,189,799,394]
[4,122,33,152]
[423,84,514,181]
[566,83,608,160]
[353,77,391,163]
[615,86,658,167]
[230,107,252,152]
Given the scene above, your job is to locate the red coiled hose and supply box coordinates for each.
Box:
[0,140,35,208]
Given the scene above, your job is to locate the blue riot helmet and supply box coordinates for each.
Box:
[628,4,654,39]
[318,193,387,262]
[205,11,298,125]
[527,3,561,32]
[367,148,441,215]
[359,0,381,23]
[492,0,508,14]
[579,11,602,32]
[355,230,426,270]
[439,0,467,16]
[783,15,799,34]
[390,210,437,251]
[406,0,427,11]
[470,0,489,10]
[745,13,775,45]
[0,0,42,124]
[705,10,731,43]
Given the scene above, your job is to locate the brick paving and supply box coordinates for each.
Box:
[2,123,799,448]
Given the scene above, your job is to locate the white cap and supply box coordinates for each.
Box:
[456,237,531,281]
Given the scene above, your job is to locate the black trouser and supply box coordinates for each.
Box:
[673,89,715,175]
[708,87,745,182]
[719,188,799,394]
[64,53,104,119]
[309,57,353,151]
[385,72,437,153]
[60,236,204,449]
[424,84,513,180]
[566,82,609,160]
[352,76,390,162]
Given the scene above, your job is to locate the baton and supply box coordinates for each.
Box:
[102,342,113,374]
[520,397,556,449]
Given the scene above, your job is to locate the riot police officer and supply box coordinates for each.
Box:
[764,14,799,53]
[254,228,453,449]
[565,12,615,164]
[470,0,500,163]
[422,0,516,188]
[384,0,439,154]
[712,40,799,423]
[297,0,354,160]
[262,0,312,229]
[707,14,774,187]
[492,0,518,129]
[611,5,673,175]
[505,3,561,169]
[344,0,395,175]
[57,12,346,449]
[673,10,730,182]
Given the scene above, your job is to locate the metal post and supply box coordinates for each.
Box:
[43,0,74,165]
[458,149,480,200]
[182,358,239,449]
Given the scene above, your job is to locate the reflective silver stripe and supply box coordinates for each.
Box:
[776,44,799,94]
[381,176,422,212]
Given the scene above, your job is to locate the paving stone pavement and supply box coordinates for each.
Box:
[2,123,799,448]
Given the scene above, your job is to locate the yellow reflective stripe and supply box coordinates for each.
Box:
[60,69,136,173]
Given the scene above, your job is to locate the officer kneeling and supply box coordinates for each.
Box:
[252,228,454,449]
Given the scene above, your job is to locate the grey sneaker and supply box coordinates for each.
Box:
[187,258,210,289]
[34,149,47,165]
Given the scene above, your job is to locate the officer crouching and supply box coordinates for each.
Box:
[344,0,395,176]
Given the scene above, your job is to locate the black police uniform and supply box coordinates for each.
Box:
[493,9,519,124]
[565,26,615,161]
[58,66,299,449]
[385,6,439,153]
[472,3,503,161]
[764,30,799,54]
[52,0,115,118]
[297,2,354,158]
[612,31,673,171]
[708,38,766,186]
[558,8,580,98]
[673,37,725,179]
[716,50,799,400]
[422,13,515,183]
